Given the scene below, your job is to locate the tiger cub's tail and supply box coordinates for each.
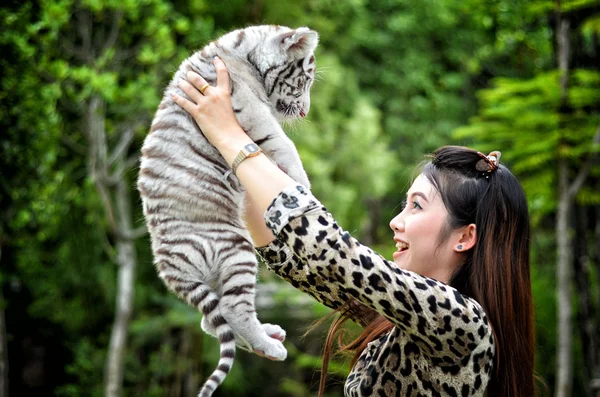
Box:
[198,288,236,397]
[195,288,236,397]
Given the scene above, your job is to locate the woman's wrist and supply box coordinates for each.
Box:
[215,128,254,167]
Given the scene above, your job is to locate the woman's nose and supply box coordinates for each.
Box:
[389,212,404,232]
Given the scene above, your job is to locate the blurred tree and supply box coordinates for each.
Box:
[0,246,7,397]
[1,2,75,395]
[1,0,214,395]
[25,1,201,395]
[454,1,600,395]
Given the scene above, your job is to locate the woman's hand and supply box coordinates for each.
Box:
[172,57,249,156]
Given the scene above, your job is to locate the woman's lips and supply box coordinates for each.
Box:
[393,249,407,259]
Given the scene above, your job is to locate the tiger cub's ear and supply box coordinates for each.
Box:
[275,27,319,59]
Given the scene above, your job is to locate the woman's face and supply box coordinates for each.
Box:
[389,174,464,282]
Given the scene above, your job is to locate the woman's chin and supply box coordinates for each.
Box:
[392,252,409,269]
[393,249,408,260]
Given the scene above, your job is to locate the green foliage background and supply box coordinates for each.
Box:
[1,0,599,396]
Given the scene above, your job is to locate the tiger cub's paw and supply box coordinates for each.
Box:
[255,338,287,361]
[262,323,286,342]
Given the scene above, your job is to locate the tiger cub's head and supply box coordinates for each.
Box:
[252,26,319,122]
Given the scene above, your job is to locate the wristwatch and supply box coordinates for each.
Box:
[231,143,263,175]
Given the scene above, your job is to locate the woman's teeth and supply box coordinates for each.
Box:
[396,241,409,251]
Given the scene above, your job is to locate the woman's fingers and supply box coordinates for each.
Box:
[214,57,230,92]
[170,58,242,150]
[181,73,206,102]
[178,58,227,104]
[171,92,196,115]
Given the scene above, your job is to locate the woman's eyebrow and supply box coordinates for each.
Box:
[407,191,429,203]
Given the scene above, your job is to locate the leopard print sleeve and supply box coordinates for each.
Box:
[256,240,356,312]
[261,185,495,362]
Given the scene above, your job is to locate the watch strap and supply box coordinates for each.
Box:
[231,143,263,175]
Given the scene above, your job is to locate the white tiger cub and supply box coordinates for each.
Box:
[137,25,318,397]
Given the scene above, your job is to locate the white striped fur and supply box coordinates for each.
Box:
[137,25,318,397]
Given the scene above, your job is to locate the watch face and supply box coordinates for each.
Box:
[244,143,260,154]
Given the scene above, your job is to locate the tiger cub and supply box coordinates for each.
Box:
[137,25,318,397]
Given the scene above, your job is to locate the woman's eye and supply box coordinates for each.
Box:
[401,199,421,211]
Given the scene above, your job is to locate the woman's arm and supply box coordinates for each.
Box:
[173,60,298,215]
[263,185,494,361]
[243,192,276,248]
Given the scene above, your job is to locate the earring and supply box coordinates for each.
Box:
[457,245,463,250]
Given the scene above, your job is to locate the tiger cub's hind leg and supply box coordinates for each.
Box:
[217,236,288,361]
[201,315,286,351]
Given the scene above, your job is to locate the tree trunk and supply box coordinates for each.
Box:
[361,197,382,246]
[184,333,202,397]
[170,329,193,397]
[573,205,596,397]
[104,178,137,397]
[0,246,8,397]
[555,10,573,397]
[84,95,139,397]
[105,239,136,397]
[556,156,573,397]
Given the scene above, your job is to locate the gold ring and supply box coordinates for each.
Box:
[199,83,210,95]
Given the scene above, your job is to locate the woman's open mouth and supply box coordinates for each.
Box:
[393,240,409,259]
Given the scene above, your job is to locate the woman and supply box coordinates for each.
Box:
[171,58,535,396]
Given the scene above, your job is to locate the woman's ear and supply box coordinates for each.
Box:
[454,223,477,252]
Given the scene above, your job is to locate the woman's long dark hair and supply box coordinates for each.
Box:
[317,146,535,397]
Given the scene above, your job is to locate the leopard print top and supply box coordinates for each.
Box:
[256,185,495,396]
